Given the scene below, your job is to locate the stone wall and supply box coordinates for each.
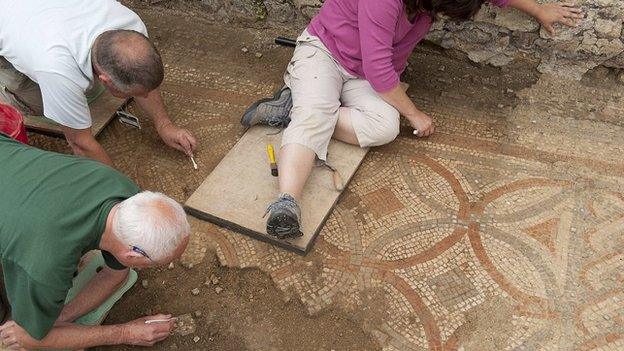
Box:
[165,0,623,79]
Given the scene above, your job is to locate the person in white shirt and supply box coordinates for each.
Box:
[0,0,197,165]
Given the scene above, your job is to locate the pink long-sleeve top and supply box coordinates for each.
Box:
[308,0,511,92]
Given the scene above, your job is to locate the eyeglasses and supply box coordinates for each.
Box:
[130,245,154,263]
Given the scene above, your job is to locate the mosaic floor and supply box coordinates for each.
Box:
[31,7,624,351]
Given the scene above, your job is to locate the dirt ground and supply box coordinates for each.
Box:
[27,3,624,351]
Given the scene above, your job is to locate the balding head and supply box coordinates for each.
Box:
[113,191,190,262]
[93,30,163,94]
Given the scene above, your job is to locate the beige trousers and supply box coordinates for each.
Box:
[282,30,400,160]
[0,56,44,115]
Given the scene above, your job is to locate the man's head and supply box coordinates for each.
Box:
[108,191,190,268]
[404,0,486,21]
[92,30,164,99]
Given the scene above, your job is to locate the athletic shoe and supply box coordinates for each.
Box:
[241,86,292,128]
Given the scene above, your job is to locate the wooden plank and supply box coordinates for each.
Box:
[185,125,368,255]
[24,90,126,137]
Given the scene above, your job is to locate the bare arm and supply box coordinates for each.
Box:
[378,85,435,137]
[62,126,113,166]
[134,88,197,155]
[57,267,129,323]
[507,0,582,35]
[0,314,174,350]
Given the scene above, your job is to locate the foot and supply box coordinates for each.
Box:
[241,86,292,128]
[264,193,303,239]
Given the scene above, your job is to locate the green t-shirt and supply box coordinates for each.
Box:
[0,134,140,340]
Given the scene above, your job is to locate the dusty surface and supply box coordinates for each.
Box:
[29,5,624,351]
[125,0,624,79]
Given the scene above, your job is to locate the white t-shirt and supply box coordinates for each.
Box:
[0,0,147,129]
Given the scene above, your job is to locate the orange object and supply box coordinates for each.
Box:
[0,103,28,144]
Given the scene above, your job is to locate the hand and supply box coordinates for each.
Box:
[157,122,197,156]
[536,2,583,36]
[0,320,34,350]
[121,314,175,347]
[407,110,435,137]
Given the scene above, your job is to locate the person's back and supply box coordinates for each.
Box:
[0,0,146,95]
[0,132,139,338]
[0,0,196,166]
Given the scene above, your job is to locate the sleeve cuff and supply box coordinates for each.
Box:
[369,76,401,94]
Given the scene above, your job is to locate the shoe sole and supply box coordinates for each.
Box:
[266,213,302,239]
[240,87,287,126]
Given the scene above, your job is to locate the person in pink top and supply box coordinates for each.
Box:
[241,0,582,239]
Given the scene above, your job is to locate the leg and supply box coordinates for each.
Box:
[60,251,136,325]
[278,43,343,199]
[266,38,345,238]
[334,79,401,147]
[278,143,316,200]
[0,56,43,115]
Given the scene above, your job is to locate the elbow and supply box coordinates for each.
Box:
[62,128,95,156]
[362,64,399,93]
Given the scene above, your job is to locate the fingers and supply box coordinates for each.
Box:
[560,3,579,8]
[185,132,197,153]
[148,313,172,320]
[153,331,172,342]
[177,136,193,156]
[560,18,577,27]
[0,321,15,331]
[152,320,175,333]
[544,24,556,36]
[416,124,435,137]
[172,131,196,156]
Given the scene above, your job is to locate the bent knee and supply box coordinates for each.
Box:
[366,123,400,146]
[355,109,400,147]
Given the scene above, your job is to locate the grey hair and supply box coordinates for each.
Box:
[113,191,190,261]
[93,30,164,92]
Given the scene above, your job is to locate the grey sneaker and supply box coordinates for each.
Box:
[241,86,292,128]
[264,193,302,239]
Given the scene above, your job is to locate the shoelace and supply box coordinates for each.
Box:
[266,114,289,128]
[263,196,298,218]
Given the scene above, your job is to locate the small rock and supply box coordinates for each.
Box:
[173,314,196,336]
[497,104,504,108]
[194,310,202,318]
[168,262,175,270]
[241,46,249,53]
[531,120,537,124]
[193,336,200,343]
[191,288,200,296]
[439,65,445,71]
[141,279,148,289]
[209,274,220,285]
[215,287,223,294]
[255,52,263,58]
[506,88,514,93]
[200,247,207,253]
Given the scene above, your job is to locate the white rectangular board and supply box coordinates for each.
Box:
[185,125,368,254]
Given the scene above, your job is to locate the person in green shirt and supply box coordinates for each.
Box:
[0,133,190,349]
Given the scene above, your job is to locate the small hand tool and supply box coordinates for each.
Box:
[321,162,344,191]
[190,155,198,170]
[117,110,141,129]
[145,317,177,324]
[266,144,278,177]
